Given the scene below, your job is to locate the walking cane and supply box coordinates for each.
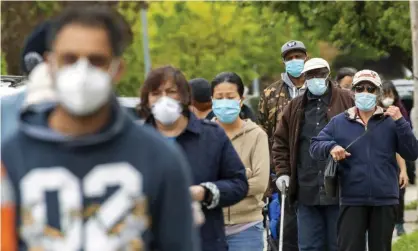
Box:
[278,181,287,251]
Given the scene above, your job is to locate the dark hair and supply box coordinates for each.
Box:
[47,6,131,56]
[137,65,191,118]
[381,80,400,104]
[336,67,357,82]
[211,72,244,97]
[189,78,212,103]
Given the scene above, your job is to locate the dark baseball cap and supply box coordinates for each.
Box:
[189,78,211,103]
[281,40,307,58]
[20,20,51,75]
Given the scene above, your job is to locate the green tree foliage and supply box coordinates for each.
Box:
[268,1,412,70]
[117,1,321,95]
[1,53,7,75]
[2,1,329,96]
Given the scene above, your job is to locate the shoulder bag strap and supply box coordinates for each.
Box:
[345,116,387,151]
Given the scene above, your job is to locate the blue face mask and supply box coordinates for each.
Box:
[285,59,305,78]
[212,99,241,124]
[307,78,328,96]
[355,93,377,111]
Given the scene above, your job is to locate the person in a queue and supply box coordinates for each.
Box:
[380,80,411,236]
[189,78,214,120]
[1,6,199,251]
[137,65,249,251]
[210,72,270,251]
[273,58,354,251]
[310,70,418,251]
[189,77,258,122]
[258,40,309,251]
[335,67,357,90]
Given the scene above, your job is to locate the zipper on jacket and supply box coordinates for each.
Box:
[365,125,372,201]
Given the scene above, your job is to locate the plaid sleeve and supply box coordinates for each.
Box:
[1,163,17,251]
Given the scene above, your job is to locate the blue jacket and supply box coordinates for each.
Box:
[144,113,248,251]
[310,107,418,206]
[1,99,201,251]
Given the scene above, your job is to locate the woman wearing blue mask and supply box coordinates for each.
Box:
[137,66,248,251]
[310,70,418,251]
[211,72,270,251]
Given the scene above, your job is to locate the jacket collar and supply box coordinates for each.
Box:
[145,111,202,135]
[345,106,385,125]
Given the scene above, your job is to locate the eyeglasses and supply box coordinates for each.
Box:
[354,85,376,93]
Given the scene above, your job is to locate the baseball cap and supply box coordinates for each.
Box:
[352,70,382,88]
[301,58,330,74]
[281,40,307,58]
[189,78,211,103]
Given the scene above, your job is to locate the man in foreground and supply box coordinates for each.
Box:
[1,6,199,251]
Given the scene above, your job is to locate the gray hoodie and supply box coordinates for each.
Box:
[281,72,307,99]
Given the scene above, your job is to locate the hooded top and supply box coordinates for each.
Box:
[281,72,307,99]
[0,99,200,251]
[221,119,270,226]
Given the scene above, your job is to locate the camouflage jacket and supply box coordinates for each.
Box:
[258,79,292,150]
[258,79,293,197]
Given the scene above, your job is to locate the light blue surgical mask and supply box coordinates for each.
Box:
[355,93,377,111]
[285,59,305,78]
[212,99,241,124]
[307,78,328,96]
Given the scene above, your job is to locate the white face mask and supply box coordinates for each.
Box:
[382,97,394,107]
[54,58,116,116]
[151,96,182,125]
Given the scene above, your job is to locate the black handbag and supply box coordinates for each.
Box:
[324,116,386,197]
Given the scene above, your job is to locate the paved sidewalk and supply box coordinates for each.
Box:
[263,184,418,249]
[392,183,418,242]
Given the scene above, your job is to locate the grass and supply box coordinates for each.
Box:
[392,230,418,251]
[405,200,418,211]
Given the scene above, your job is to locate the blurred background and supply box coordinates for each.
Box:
[0,1,414,105]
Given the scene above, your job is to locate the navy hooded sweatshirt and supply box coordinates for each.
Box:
[1,100,200,251]
[310,106,418,206]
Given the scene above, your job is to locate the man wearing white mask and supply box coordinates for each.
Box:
[273,58,354,251]
[1,6,199,251]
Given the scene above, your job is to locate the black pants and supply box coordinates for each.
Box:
[279,193,299,251]
[337,205,396,251]
[397,189,405,224]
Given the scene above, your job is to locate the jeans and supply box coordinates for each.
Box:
[226,222,264,251]
[297,204,339,251]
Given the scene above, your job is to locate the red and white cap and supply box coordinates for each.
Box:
[352,70,382,88]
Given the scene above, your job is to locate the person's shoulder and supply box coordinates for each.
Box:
[285,94,303,110]
[127,123,186,165]
[198,119,229,141]
[252,124,269,139]
[334,85,353,99]
[262,79,285,97]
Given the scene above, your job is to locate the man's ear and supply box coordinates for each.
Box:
[113,59,126,85]
[304,54,310,62]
